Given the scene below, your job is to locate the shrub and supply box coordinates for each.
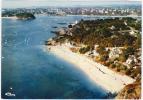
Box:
[104,61,111,66]
[123,46,136,58]
[126,69,132,75]
[96,46,106,55]
[117,68,121,72]
[111,64,116,68]
[122,65,127,70]
[99,55,108,62]
[79,46,90,54]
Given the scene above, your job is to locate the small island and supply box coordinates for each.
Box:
[15,13,36,20]
[45,17,141,99]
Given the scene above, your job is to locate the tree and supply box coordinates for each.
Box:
[110,63,116,68]
[99,55,108,62]
[96,46,106,55]
[123,46,136,58]
[134,33,141,48]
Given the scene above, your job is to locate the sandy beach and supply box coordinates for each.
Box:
[45,44,135,93]
[2,16,17,19]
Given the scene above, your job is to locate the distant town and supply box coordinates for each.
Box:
[2,5,141,17]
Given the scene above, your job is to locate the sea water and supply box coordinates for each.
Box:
[2,15,110,99]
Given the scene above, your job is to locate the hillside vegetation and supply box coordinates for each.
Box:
[68,18,141,48]
[53,17,141,99]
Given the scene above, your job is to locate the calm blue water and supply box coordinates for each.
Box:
[2,15,108,99]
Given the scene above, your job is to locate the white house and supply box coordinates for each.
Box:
[124,21,128,26]
[110,25,115,30]
[85,50,99,57]
[126,55,138,65]
[129,30,135,35]
[92,50,99,56]
[94,45,99,50]
[109,47,122,60]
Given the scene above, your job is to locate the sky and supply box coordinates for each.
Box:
[2,0,142,8]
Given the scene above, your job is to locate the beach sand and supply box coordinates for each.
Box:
[45,44,135,93]
[2,16,17,19]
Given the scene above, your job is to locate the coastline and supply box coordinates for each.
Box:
[66,15,141,18]
[45,44,135,93]
[2,16,17,19]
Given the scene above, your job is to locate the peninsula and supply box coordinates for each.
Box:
[45,17,141,99]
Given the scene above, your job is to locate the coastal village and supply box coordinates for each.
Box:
[45,17,141,99]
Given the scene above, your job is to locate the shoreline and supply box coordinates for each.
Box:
[2,16,17,19]
[2,15,141,18]
[45,44,135,93]
[66,15,141,17]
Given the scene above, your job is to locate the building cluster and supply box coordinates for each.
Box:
[2,6,141,16]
